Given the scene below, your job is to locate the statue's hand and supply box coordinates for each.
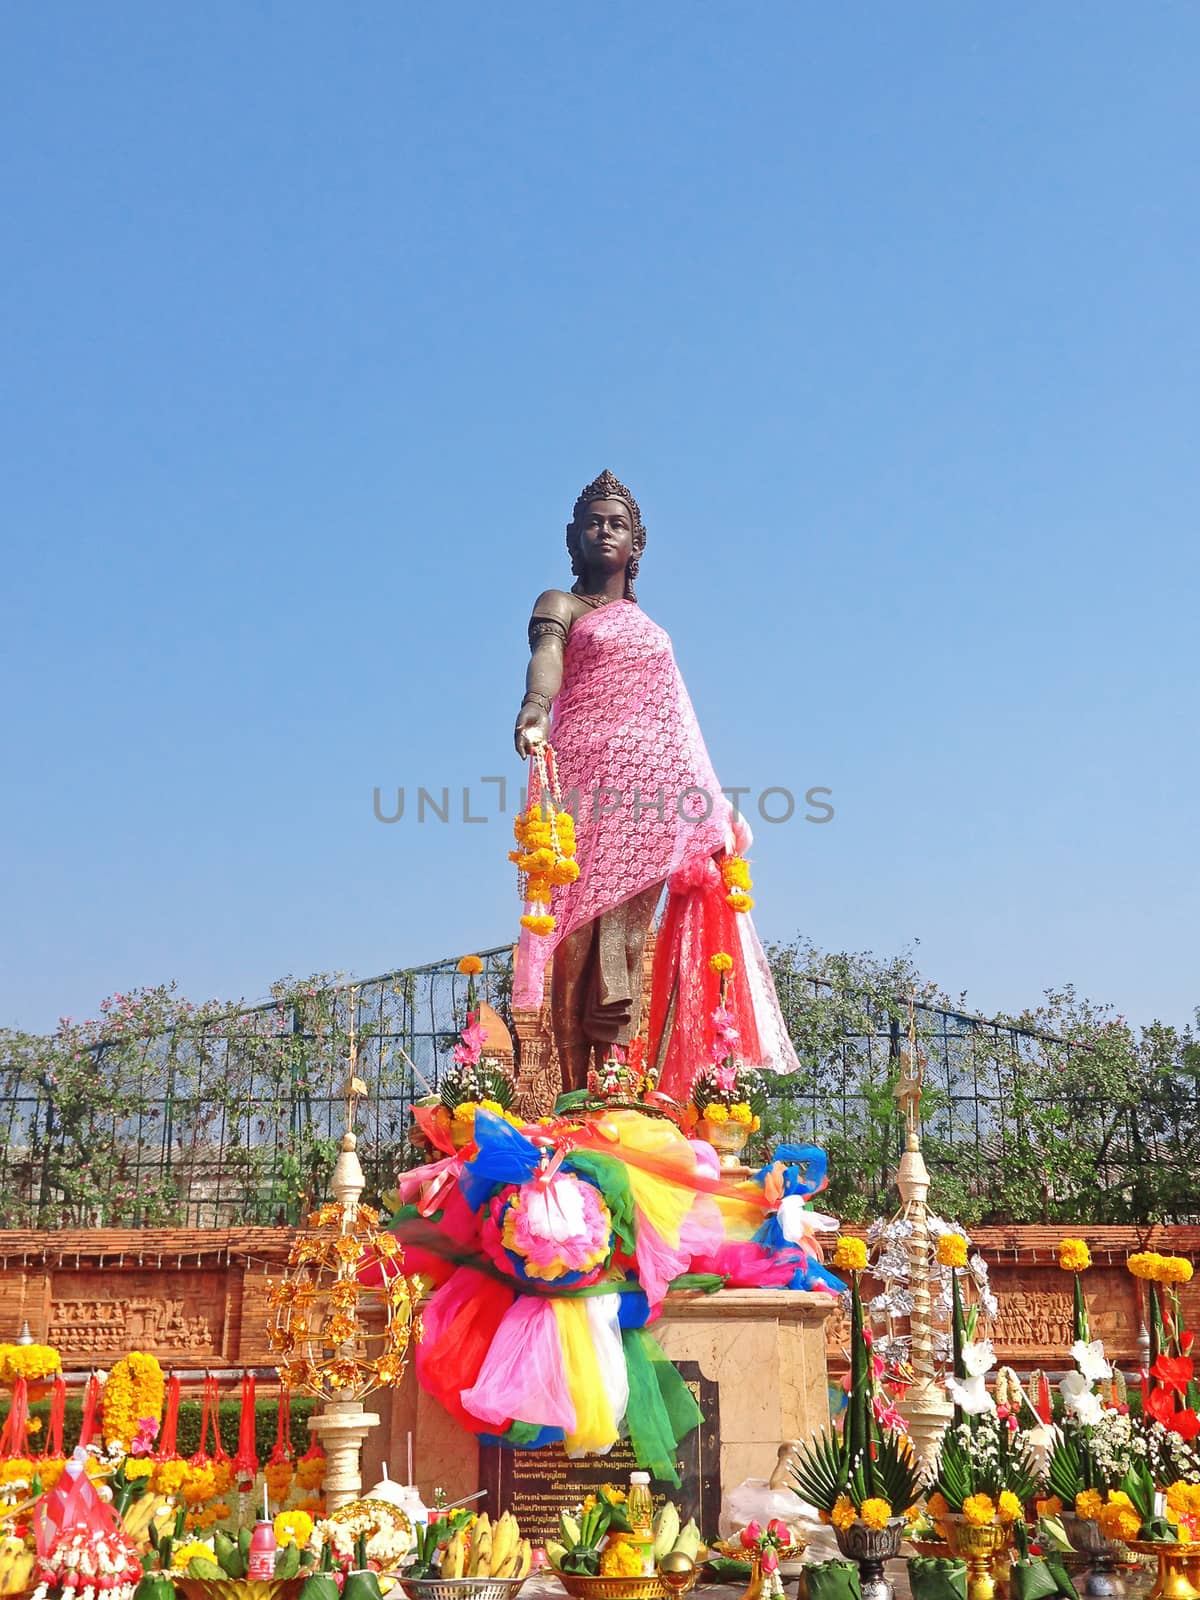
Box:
[514,702,551,758]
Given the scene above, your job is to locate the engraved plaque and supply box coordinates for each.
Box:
[479,1361,720,1546]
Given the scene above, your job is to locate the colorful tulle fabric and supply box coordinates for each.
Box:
[392,1106,842,1481]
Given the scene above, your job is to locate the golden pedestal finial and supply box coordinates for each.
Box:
[267,986,421,1510]
[890,994,953,1472]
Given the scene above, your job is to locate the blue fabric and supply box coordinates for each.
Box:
[617,1286,650,1328]
[753,1143,828,1197]
[458,1109,542,1210]
[477,1422,565,1449]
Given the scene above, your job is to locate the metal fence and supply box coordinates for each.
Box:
[0,948,515,1229]
[3,948,1179,1229]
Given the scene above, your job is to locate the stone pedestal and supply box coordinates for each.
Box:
[366,1287,839,1505]
[311,1398,381,1511]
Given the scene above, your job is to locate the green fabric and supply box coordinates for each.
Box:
[643,1327,704,1443]
[567,1150,637,1256]
[665,1272,724,1293]
[499,1418,547,1445]
[907,1556,968,1600]
[806,1559,863,1600]
[623,1327,684,1484]
[621,1329,705,1486]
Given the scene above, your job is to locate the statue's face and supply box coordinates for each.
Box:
[577,497,634,576]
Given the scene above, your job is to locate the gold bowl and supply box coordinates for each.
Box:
[553,1572,697,1600]
[176,1581,308,1600]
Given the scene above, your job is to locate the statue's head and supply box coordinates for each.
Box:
[566,469,647,601]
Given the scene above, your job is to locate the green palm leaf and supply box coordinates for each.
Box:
[791,1428,848,1514]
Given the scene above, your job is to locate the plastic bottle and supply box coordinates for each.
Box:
[628,1470,655,1576]
[248,1517,278,1579]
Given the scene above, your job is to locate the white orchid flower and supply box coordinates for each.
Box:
[946,1372,996,1414]
[1071,1339,1112,1382]
[962,1339,997,1377]
[1060,1370,1104,1426]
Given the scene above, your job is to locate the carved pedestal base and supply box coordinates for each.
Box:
[310,1399,380,1512]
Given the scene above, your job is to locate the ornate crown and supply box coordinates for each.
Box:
[571,469,646,541]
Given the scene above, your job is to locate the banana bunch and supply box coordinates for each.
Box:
[486,1512,531,1579]
[0,1535,36,1596]
[121,1492,173,1547]
[441,1513,531,1581]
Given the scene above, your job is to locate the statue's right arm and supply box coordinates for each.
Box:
[515,589,573,758]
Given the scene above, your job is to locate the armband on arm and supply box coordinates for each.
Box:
[528,614,569,649]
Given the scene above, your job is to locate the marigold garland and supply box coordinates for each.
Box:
[1058,1237,1092,1273]
[708,951,734,974]
[295,1448,326,1490]
[860,1497,892,1530]
[1128,1251,1195,1284]
[1075,1488,1103,1522]
[511,744,578,936]
[997,1491,1022,1524]
[831,1494,856,1532]
[601,1540,646,1578]
[457,954,483,975]
[0,1343,61,1387]
[962,1493,997,1527]
[274,1508,315,1547]
[101,1351,165,1451]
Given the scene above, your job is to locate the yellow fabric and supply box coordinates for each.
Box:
[713,1183,766,1239]
[553,1299,618,1452]
[601,1109,695,1248]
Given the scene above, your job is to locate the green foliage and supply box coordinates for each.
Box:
[4,924,1197,1230]
[0,949,514,1227]
[759,937,1200,1227]
[791,1428,849,1513]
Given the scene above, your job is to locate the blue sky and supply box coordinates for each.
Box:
[3,2,1197,1033]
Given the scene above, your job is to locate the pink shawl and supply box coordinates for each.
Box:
[514,602,733,1009]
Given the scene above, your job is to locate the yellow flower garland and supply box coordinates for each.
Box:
[0,1342,61,1386]
[936,1234,969,1269]
[274,1508,315,1547]
[101,1351,165,1450]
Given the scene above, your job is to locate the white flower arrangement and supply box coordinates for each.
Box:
[30,1525,142,1600]
[313,1502,414,1566]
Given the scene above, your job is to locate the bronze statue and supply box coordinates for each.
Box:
[513,472,659,1092]
[512,471,797,1096]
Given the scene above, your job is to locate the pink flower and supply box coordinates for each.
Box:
[453,1015,487,1065]
[740,1521,762,1550]
[130,1416,159,1456]
[768,1519,790,1545]
[762,1550,780,1574]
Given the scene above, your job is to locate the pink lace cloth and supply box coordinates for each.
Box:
[513,606,800,1075]
[515,602,733,1010]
